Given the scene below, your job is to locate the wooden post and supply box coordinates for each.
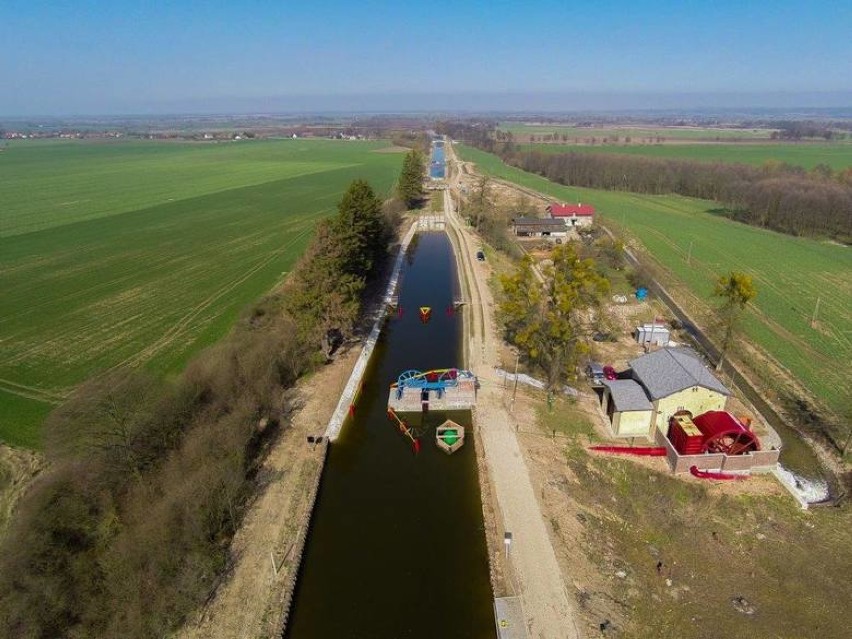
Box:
[511,351,520,412]
[270,551,278,582]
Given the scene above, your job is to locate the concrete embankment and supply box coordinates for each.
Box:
[276,441,328,633]
[273,221,419,636]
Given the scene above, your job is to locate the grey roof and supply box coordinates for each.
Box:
[603,379,653,412]
[629,347,730,400]
[512,217,566,227]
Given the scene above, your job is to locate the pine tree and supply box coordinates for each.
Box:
[285,180,389,349]
[397,150,425,208]
[334,179,386,277]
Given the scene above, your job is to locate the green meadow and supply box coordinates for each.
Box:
[517,142,852,171]
[459,145,852,419]
[0,139,403,447]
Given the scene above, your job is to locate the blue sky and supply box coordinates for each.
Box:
[1,0,850,115]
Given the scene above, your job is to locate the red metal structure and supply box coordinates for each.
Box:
[693,411,760,455]
[668,411,760,456]
[668,412,703,455]
[386,407,420,454]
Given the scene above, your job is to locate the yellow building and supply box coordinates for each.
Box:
[601,379,653,437]
[629,348,730,436]
[601,348,731,439]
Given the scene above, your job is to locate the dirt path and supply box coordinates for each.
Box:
[445,143,581,639]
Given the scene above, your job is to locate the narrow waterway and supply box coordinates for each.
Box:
[430,140,446,179]
[285,232,495,638]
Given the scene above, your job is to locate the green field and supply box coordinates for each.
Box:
[459,145,852,420]
[0,139,403,447]
[499,122,776,140]
[517,142,852,171]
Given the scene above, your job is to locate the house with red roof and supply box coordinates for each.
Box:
[546,202,595,228]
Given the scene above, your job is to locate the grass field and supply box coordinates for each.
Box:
[517,142,852,171]
[499,122,776,140]
[458,145,852,421]
[0,139,403,447]
[0,138,385,237]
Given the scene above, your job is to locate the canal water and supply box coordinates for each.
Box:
[430,141,446,179]
[285,232,495,638]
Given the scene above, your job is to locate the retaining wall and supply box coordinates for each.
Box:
[276,441,328,635]
[656,429,780,474]
[276,222,418,636]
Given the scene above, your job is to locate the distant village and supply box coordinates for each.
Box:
[1,128,371,141]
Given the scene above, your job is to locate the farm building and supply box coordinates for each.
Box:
[600,347,730,439]
[597,348,779,474]
[601,379,653,437]
[635,322,670,347]
[546,202,595,228]
[511,217,568,238]
[630,347,730,435]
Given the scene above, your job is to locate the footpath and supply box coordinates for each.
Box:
[444,144,581,639]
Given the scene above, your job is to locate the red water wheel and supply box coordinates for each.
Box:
[702,431,759,455]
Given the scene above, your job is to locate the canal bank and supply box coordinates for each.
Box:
[284,231,495,638]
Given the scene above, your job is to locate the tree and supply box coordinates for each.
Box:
[334,179,387,278]
[397,149,425,208]
[466,176,492,231]
[713,271,757,371]
[500,244,609,388]
[44,371,170,485]
[285,179,389,352]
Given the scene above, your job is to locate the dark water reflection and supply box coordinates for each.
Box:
[285,233,495,638]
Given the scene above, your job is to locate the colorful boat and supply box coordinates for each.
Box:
[436,420,464,454]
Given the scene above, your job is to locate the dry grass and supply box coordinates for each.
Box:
[522,393,852,639]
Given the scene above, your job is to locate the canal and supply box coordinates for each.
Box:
[285,232,496,638]
[430,140,446,179]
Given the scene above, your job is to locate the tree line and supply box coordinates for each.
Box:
[503,149,852,242]
[0,180,400,638]
[439,121,852,243]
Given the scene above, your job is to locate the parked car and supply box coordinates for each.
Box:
[476,250,485,261]
[585,362,605,385]
[603,365,618,381]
